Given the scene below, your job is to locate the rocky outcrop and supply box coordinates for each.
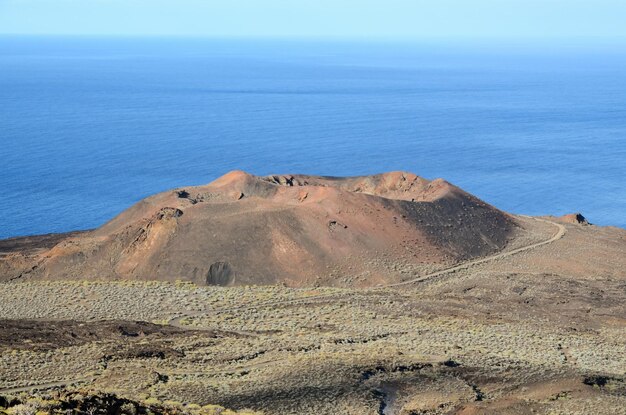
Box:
[560,213,590,225]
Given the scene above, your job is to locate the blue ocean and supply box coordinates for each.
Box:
[1,36,625,238]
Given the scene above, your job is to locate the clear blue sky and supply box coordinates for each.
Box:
[0,0,625,40]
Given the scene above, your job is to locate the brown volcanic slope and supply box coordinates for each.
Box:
[0,171,523,287]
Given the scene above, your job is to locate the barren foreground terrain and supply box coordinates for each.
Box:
[1,214,625,414]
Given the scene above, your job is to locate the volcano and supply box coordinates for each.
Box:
[0,171,523,287]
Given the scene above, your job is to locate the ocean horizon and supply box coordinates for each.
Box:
[1,36,625,238]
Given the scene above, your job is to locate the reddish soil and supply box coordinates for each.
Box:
[0,171,521,287]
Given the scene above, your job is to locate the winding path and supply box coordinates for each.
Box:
[384,217,565,288]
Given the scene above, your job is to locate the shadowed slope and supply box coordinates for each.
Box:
[0,171,521,287]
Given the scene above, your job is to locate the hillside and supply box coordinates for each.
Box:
[0,171,525,287]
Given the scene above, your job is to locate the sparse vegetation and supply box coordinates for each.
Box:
[0,271,625,414]
[1,219,625,414]
[0,391,261,415]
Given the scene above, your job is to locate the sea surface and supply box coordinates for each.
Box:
[1,36,625,238]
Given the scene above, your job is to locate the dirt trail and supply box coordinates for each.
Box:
[384,217,565,288]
